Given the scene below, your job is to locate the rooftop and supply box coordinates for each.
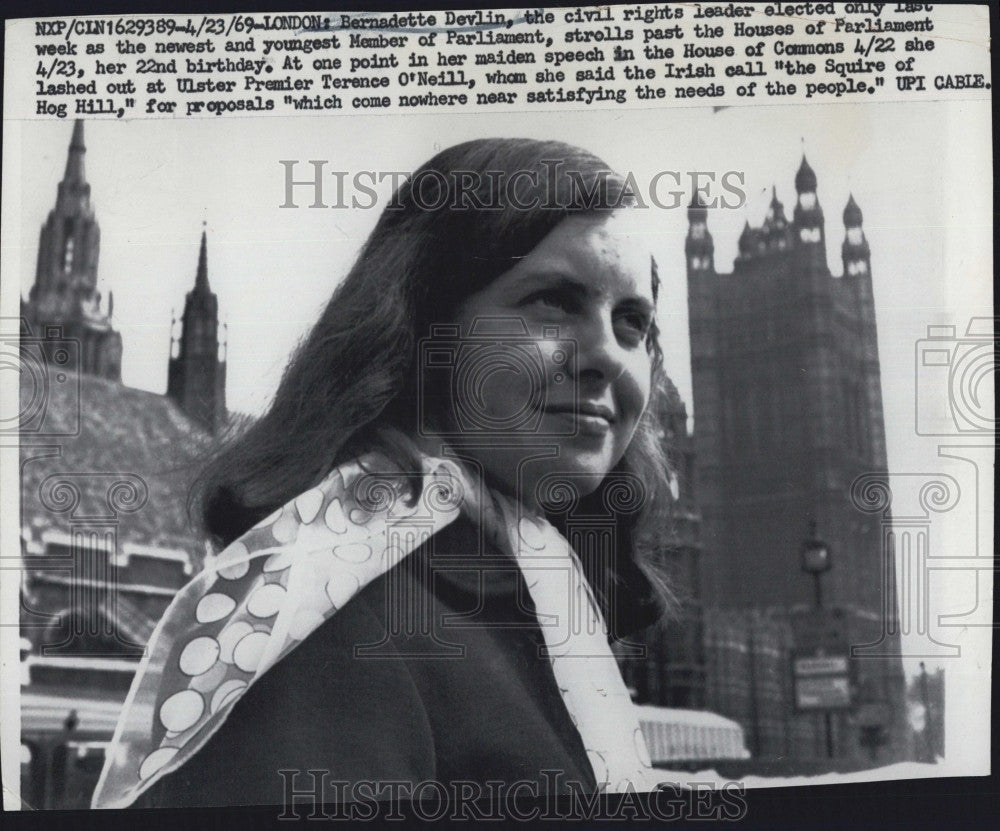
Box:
[20,370,212,559]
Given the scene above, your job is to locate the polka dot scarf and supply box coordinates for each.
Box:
[91,452,660,808]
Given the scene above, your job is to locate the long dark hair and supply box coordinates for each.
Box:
[197,138,676,628]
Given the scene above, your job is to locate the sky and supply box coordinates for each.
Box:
[5,102,993,761]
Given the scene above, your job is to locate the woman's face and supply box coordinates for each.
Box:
[438,210,656,508]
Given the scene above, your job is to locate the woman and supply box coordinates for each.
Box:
[92,138,675,809]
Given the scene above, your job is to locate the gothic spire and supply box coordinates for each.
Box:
[194,225,211,294]
[167,224,225,433]
[25,118,121,381]
[64,119,87,184]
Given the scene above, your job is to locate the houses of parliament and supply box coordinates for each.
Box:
[17,121,910,808]
[21,120,227,435]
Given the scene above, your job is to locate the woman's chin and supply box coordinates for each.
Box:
[447,441,620,509]
[519,451,616,506]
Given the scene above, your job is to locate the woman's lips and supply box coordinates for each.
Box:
[543,406,614,437]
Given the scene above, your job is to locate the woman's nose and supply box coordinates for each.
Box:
[574,314,627,386]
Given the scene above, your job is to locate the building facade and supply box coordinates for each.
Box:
[686,158,908,764]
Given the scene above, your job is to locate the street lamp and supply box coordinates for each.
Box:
[801,519,834,758]
[801,519,831,609]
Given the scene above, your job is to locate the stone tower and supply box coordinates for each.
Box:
[686,156,905,761]
[24,119,122,380]
[166,227,227,434]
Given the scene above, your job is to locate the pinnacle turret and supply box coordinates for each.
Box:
[795,155,817,194]
[686,192,714,273]
[843,193,863,227]
[687,193,708,224]
[841,194,870,276]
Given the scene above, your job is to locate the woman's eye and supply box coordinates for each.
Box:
[617,311,652,338]
[525,290,573,312]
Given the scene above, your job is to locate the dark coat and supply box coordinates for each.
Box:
[134,516,661,808]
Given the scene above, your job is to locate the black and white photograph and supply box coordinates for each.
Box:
[1,2,993,825]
